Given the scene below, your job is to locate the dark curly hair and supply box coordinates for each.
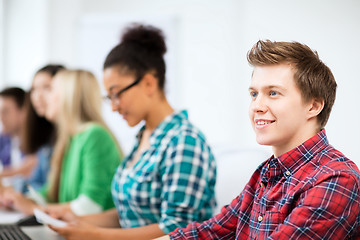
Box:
[104,24,167,90]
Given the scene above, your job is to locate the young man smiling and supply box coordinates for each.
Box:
[155,40,360,239]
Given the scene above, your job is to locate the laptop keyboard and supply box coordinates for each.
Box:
[0,225,31,240]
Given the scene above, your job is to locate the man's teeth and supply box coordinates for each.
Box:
[257,121,273,125]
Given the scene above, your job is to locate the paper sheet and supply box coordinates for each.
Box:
[0,207,26,224]
[34,208,67,227]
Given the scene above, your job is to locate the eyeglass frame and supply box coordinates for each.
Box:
[103,76,143,105]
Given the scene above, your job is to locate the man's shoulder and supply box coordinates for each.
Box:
[313,145,360,181]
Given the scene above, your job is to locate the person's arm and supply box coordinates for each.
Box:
[50,223,165,240]
[267,172,360,239]
[50,192,243,240]
[153,132,247,239]
[80,208,120,228]
[163,163,265,240]
[72,126,120,214]
[166,195,243,239]
[154,236,170,240]
[48,207,120,228]
[27,146,52,190]
[0,154,37,178]
[0,187,40,215]
[156,133,217,233]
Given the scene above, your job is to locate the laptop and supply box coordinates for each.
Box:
[0,224,31,240]
[0,209,64,240]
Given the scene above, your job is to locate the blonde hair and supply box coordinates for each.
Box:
[47,69,122,202]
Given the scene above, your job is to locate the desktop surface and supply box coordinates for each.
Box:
[21,226,65,240]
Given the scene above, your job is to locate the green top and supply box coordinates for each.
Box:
[43,123,121,210]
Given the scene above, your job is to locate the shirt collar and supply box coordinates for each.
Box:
[271,129,329,179]
[135,110,189,147]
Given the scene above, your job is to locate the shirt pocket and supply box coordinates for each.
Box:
[133,163,156,182]
[129,164,161,209]
[263,211,287,232]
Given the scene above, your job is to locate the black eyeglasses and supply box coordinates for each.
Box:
[103,76,143,105]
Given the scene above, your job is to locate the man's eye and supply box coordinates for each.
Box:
[250,92,258,98]
[270,91,278,96]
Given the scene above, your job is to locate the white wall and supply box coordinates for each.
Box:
[0,0,4,90]
[3,0,49,89]
[1,0,359,171]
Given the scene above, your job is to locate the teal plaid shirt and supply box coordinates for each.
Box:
[111,110,217,233]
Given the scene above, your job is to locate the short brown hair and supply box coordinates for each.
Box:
[0,87,26,108]
[247,40,337,129]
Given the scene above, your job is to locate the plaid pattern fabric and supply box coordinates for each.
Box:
[111,110,216,234]
[170,129,360,239]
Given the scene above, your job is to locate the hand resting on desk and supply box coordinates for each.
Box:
[0,187,39,215]
[47,208,121,240]
[45,205,79,223]
[0,186,80,219]
[49,219,102,240]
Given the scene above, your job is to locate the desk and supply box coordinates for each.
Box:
[21,226,65,240]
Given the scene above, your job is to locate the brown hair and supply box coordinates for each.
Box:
[0,87,26,108]
[20,93,55,153]
[247,40,337,129]
[21,64,65,154]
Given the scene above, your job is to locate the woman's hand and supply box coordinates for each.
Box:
[46,203,78,222]
[0,188,38,215]
[49,220,101,240]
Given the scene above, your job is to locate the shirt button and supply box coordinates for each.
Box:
[285,171,291,176]
[258,215,263,222]
[260,182,264,188]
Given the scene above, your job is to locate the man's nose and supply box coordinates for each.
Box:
[251,94,267,113]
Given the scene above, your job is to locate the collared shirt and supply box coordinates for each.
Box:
[27,145,52,190]
[111,110,217,234]
[10,136,22,169]
[170,130,360,239]
[40,123,121,213]
[0,134,25,191]
[0,134,11,167]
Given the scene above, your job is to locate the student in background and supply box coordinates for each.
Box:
[0,87,28,190]
[50,24,216,240]
[20,64,65,191]
[155,40,360,240]
[1,70,122,216]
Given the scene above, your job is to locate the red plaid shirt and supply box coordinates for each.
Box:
[170,130,360,239]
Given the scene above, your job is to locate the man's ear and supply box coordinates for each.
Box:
[141,73,158,96]
[307,98,324,120]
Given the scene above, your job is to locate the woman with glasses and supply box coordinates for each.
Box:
[1,70,122,216]
[50,24,217,240]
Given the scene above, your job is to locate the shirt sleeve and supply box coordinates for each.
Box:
[268,172,360,239]
[27,146,52,190]
[70,194,102,215]
[169,192,243,240]
[78,126,121,210]
[158,133,217,234]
